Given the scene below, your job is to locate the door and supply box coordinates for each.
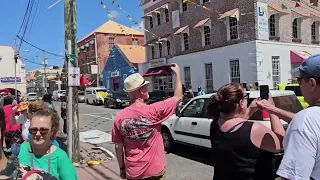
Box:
[172,98,208,147]
[113,78,120,91]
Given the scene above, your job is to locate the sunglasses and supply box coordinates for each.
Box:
[243,93,250,99]
[28,127,50,135]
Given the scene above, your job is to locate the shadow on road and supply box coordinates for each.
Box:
[168,143,213,166]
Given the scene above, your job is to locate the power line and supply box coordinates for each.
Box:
[16,36,64,57]
[20,56,60,67]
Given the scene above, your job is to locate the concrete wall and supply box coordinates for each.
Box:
[140,40,320,92]
[256,40,320,87]
[0,46,26,94]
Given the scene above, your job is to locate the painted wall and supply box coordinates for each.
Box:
[102,47,137,91]
[256,40,320,87]
[0,46,26,94]
[140,40,320,92]
[168,41,257,92]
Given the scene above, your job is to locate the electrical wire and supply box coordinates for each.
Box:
[16,36,64,57]
[20,56,60,67]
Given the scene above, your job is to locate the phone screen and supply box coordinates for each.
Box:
[260,85,269,100]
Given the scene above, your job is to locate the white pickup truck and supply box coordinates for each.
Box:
[161,90,302,151]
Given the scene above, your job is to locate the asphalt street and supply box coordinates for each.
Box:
[53,101,213,180]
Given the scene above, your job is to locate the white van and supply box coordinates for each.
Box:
[52,90,66,101]
[85,87,108,105]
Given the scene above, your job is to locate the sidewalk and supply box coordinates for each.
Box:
[76,142,122,180]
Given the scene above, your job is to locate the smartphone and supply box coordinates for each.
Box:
[259,85,269,100]
[164,65,173,72]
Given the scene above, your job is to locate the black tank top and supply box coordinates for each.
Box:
[211,121,275,180]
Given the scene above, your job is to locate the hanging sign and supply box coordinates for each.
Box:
[257,2,269,40]
[68,67,80,86]
[91,65,98,74]
[111,71,120,77]
[150,58,167,68]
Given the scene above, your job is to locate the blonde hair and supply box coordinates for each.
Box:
[28,101,60,140]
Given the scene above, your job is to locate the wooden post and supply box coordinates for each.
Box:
[64,0,79,162]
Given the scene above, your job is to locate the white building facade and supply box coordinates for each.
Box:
[140,0,320,93]
[139,40,320,91]
[0,46,26,94]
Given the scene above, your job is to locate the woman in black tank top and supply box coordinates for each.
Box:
[206,83,285,180]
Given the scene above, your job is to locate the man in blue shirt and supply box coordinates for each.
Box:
[197,87,206,96]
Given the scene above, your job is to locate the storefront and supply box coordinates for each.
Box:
[143,57,173,91]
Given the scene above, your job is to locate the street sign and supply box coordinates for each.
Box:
[91,65,98,74]
[68,67,80,86]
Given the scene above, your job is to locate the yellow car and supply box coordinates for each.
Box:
[278,84,309,109]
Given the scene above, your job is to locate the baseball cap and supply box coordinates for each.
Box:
[292,54,320,77]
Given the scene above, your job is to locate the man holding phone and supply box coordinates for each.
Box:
[258,55,320,179]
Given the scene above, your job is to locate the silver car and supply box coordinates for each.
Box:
[78,91,85,103]
[27,93,38,101]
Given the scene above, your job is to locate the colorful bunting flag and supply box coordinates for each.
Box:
[295,2,300,8]
[281,3,288,9]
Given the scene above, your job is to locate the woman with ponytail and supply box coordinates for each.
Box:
[208,83,285,180]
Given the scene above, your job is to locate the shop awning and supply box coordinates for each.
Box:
[290,50,312,64]
[269,4,289,14]
[291,9,310,18]
[144,3,169,17]
[158,34,171,42]
[194,18,210,28]
[174,25,189,35]
[144,39,157,46]
[143,66,172,77]
[218,8,239,21]
[311,12,320,19]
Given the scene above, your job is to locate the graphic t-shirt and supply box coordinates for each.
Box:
[18,142,78,180]
[112,97,178,179]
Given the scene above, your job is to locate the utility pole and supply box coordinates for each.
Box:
[94,34,99,87]
[13,37,18,100]
[43,52,47,94]
[64,0,79,162]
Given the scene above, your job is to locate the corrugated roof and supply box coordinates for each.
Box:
[78,20,144,43]
[117,45,146,64]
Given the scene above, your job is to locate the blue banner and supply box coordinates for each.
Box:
[0,77,22,83]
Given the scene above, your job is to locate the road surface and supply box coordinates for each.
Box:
[54,101,213,180]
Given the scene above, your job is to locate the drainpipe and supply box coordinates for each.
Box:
[94,33,99,87]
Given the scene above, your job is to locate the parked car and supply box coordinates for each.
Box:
[161,90,302,152]
[85,87,108,105]
[104,91,130,109]
[27,93,38,101]
[52,90,66,101]
[78,91,85,103]
[278,83,309,109]
[146,90,174,104]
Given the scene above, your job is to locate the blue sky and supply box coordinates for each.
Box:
[0,0,143,71]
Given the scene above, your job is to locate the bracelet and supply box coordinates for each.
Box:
[120,166,125,170]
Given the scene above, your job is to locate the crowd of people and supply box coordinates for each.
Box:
[0,93,78,179]
[112,54,320,180]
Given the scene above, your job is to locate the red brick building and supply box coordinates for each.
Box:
[77,20,144,85]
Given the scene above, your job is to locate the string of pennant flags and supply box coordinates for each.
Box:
[97,0,320,44]
[99,0,161,38]
[108,0,161,38]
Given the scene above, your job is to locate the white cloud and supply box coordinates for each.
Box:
[130,21,144,32]
[109,10,120,18]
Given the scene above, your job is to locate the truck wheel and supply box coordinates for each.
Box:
[161,127,174,152]
[86,100,89,104]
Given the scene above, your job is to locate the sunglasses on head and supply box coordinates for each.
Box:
[28,127,50,135]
